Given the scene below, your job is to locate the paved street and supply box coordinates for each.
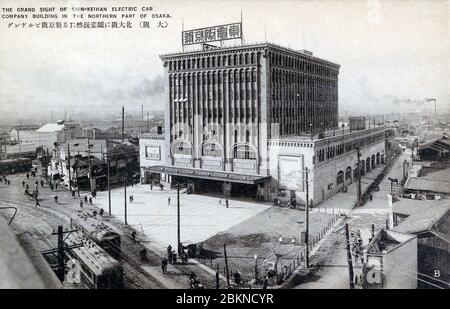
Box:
[95,184,272,249]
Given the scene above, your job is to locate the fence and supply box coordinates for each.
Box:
[276,211,342,284]
[308,212,341,255]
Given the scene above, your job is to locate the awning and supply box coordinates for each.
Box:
[146,165,270,185]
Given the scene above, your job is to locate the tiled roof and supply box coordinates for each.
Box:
[404,177,450,194]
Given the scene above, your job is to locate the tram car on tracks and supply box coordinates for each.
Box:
[70,212,121,258]
[0,158,32,174]
[66,232,124,289]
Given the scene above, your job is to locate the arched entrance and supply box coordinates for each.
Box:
[345,166,352,183]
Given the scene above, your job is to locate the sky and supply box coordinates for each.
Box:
[0,0,449,124]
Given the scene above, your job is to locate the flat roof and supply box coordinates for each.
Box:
[147,165,270,185]
[160,42,340,68]
[270,126,386,145]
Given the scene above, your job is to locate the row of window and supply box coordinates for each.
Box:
[168,52,259,71]
[269,52,338,78]
[170,70,258,86]
[315,133,384,163]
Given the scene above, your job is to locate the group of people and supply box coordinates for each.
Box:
[150,182,165,191]
[0,176,11,185]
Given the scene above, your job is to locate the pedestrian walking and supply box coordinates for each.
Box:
[7,180,10,185]
[22,180,25,187]
[84,196,88,203]
[131,231,137,243]
[168,197,171,206]
[26,173,29,179]
[89,197,92,204]
[35,200,40,207]
[262,276,268,289]
[54,195,58,203]
[129,195,133,203]
[225,199,229,208]
[55,182,58,189]
[80,201,83,208]
[215,271,220,289]
[161,258,168,273]
[99,208,104,216]
[40,180,44,187]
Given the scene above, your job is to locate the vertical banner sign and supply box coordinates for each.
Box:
[182,23,242,46]
[278,155,304,191]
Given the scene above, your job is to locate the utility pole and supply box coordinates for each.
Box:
[122,107,125,142]
[356,147,362,207]
[45,148,49,180]
[57,226,64,281]
[223,243,230,287]
[177,182,181,255]
[345,223,355,289]
[124,172,127,225]
[107,139,111,215]
[147,111,150,133]
[304,167,310,268]
[140,105,143,135]
[75,155,80,197]
[87,139,93,194]
[67,143,72,192]
[41,225,83,283]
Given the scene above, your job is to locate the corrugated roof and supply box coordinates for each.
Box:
[404,177,450,194]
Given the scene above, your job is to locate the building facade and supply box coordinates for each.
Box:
[9,125,40,144]
[139,133,166,184]
[363,229,418,289]
[36,121,83,151]
[144,42,386,204]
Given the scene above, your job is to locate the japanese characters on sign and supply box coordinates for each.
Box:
[182,22,241,46]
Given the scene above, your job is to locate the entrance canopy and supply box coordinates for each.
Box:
[147,165,270,185]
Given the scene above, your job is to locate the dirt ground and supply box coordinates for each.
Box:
[199,206,334,285]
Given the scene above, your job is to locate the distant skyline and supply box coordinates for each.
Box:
[0,0,449,124]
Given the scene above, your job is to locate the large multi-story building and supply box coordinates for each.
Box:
[143,42,386,205]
